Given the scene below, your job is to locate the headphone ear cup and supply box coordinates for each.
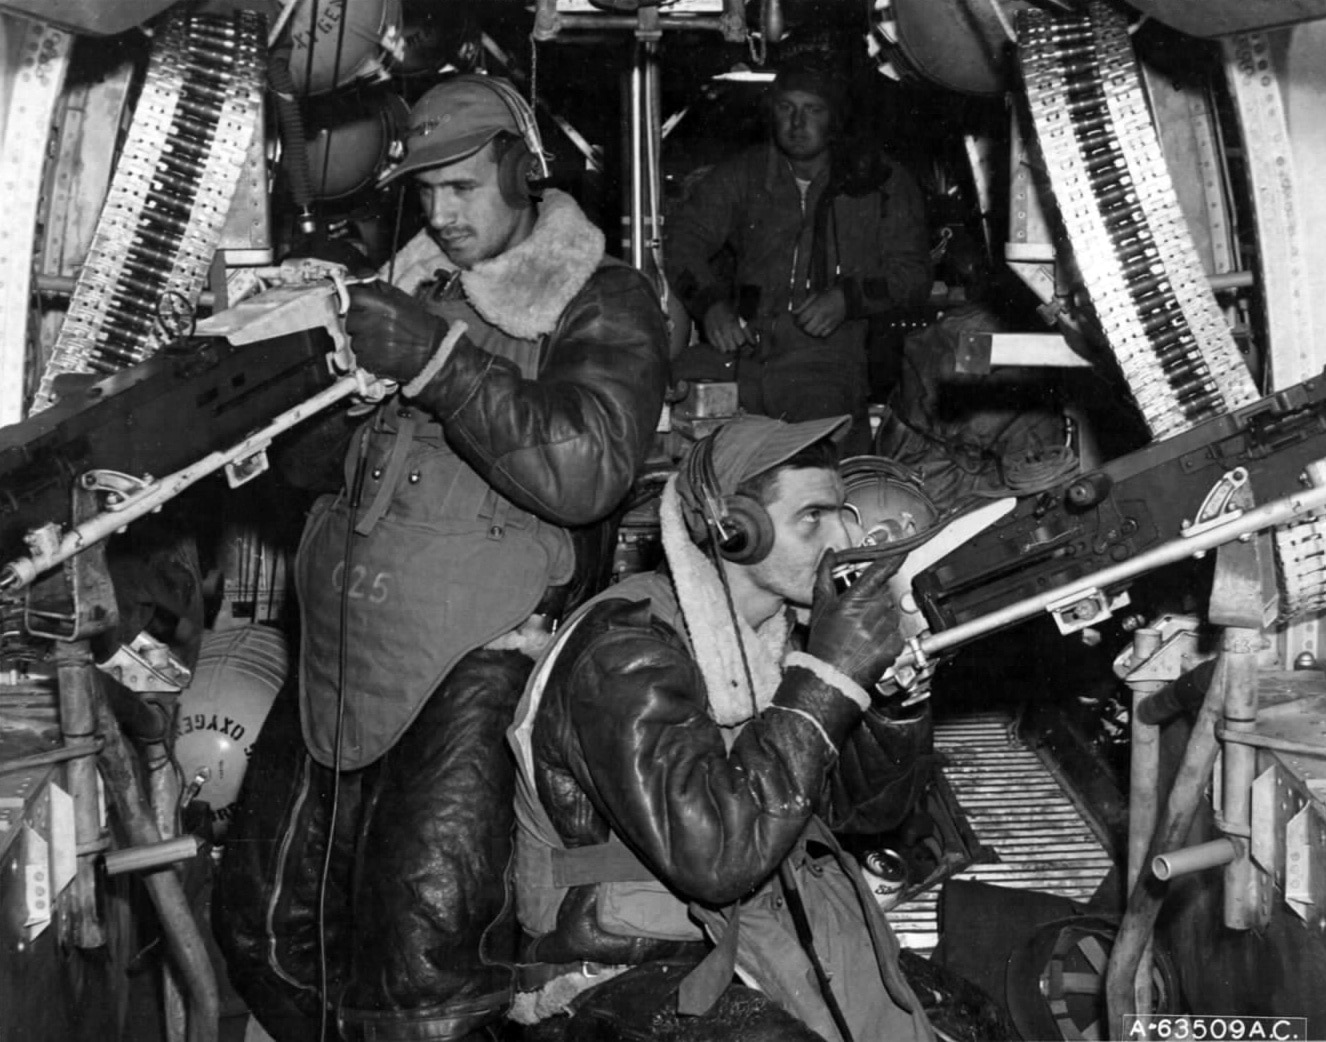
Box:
[717,494,775,565]
[497,142,536,208]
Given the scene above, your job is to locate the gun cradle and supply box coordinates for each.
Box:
[913,371,1326,631]
[0,329,334,564]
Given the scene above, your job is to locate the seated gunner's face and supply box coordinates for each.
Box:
[744,466,851,609]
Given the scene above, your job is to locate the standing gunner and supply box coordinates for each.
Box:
[216,75,668,1042]
[665,58,931,455]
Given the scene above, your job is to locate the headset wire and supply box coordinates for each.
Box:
[316,426,370,1040]
[689,437,856,1040]
[689,437,761,719]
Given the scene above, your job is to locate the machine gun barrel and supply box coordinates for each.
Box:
[894,481,1326,672]
[0,371,367,593]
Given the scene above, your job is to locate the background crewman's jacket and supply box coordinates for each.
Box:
[665,143,931,360]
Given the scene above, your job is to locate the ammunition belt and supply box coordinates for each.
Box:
[1021,5,1326,617]
[1018,2,1257,440]
[33,10,266,412]
[1275,493,1326,621]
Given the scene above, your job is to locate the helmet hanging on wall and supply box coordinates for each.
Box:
[840,455,941,553]
[173,625,288,840]
[303,89,411,200]
[286,0,404,96]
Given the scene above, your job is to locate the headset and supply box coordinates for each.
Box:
[451,73,550,208]
[679,431,776,566]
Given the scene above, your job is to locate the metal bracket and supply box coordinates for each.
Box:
[1046,587,1131,634]
[1183,467,1249,538]
[223,448,270,489]
[1112,613,1204,683]
[1285,803,1325,925]
[96,630,192,694]
[880,635,935,706]
[954,332,1093,374]
[1248,758,1326,931]
[81,469,151,509]
[23,486,118,642]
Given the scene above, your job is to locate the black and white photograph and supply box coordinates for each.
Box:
[0,1,1322,1040]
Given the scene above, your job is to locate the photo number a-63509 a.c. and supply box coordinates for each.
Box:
[1122,1016,1311,1042]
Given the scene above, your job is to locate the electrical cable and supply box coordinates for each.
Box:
[163,705,189,832]
[710,532,761,721]
[999,438,1078,493]
[893,344,1080,494]
[295,3,361,1015]
[385,180,407,289]
[686,437,761,718]
[895,348,1001,477]
[316,427,370,1041]
[268,40,317,234]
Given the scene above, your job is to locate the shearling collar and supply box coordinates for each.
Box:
[380,226,451,297]
[462,189,604,339]
[384,189,605,339]
[659,476,789,728]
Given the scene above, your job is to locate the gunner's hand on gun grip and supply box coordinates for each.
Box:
[345,282,449,383]
[807,549,906,700]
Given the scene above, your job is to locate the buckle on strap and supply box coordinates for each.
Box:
[477,489,534,539]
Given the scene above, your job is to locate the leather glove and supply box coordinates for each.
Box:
[806,548,905,694]
[344,281,449,383]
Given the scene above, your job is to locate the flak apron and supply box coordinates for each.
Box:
[296,294,573,770]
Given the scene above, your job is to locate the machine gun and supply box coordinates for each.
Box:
[0,281,385,606]
[896,371,1326,674]
[0,279,389,1041]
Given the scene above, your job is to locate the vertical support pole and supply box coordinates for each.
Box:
[147,714,188,1042]
[1108,529,1268,1037]
[1221,645,1267,928]
[1106,634,1242,1038]
[52,639,105,948]
[1124,627,1163,1016]
[1207,527,1272,931]
[642,37,662,281]
[94,686,219,1042]
[627,41,646,272]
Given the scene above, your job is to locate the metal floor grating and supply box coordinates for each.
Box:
[888,711,1117,953]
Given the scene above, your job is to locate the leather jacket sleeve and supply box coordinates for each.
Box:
[547,598,909,906]
[416,264,668,526]
[825,703,933,834]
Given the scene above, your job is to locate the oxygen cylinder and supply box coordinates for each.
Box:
[173,625,287,840]
[286,0,404,96]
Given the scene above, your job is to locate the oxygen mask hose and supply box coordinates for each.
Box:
[267,40,318,237]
